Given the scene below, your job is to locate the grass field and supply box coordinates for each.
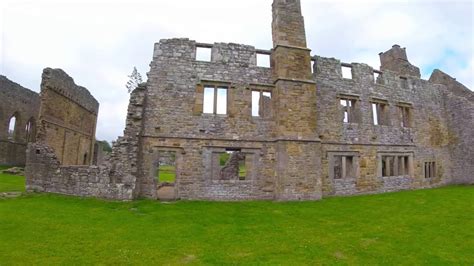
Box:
[156,165,176,183]
[0,184,473,264]
[0,166,25,192]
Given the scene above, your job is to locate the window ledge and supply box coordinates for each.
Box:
[201,114,228,118]
[210,180,253,184]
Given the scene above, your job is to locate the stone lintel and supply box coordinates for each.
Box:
[273,44,311,52]
[274,78,316,85]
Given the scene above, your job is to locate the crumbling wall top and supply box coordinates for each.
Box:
[429,69,474,101]
[153,38,270,68]
[379,45,421,78]
[41,68,99,114]
[0,75,40,105]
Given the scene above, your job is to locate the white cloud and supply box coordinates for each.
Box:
[1,0,472,142]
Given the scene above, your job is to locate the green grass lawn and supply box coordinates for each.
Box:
[0,186,472,264]
[156,165,176,183]
[0,166,25,192]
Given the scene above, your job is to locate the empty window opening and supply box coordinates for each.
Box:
[252,90,272,117]
[398,156,409,176]
[196,46,212,62]
[374,72,381,84]
[203,86,228,115]
[219,150,246,181]
[400,77,408,89]
[424,161,436,178]
[155,151,177,183]
[340,98,358,123]
[382,155,411,177]
[8,116,17,140]
[372,103,378,125]
[83,153,88,165]
[25,118,35,142]
[341,65,353,79]
[372,102,389,126]
[311,60,316,74]
[334,156,355,179]
[398,106,411,128]
[203,87,215,114]
[256,53,270,68]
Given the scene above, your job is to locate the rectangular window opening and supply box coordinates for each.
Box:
[256,53,270,68]
[218,150,247,181]
[372,102,389,126]
[372,103,379,125]
[340,98,358,123]
[252,90,272,117]
[203,85,228,115]
[374,72,381,84]
[196,46,212,62]
[398,106,411,128]
[400,77,408,89]
[381,155,412,177]
[216,88,227,115]
[333,155,355,179]
[203,87,215,114]
[341,65,353,79]
[424,161,436,178]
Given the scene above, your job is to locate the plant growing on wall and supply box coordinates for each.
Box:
[125,67,143,93]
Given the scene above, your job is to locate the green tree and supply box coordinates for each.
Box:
[97,140,112,153]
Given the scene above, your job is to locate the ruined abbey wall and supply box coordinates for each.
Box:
[25,0,473,201]
[37,68,99,166]
[139,39,278,200]
[0,76,40,165]
[429,70,474,184]
[26,84,145,200]
[315,50,453,196]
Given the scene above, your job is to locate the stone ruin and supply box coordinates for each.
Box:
[0,75,39,165]
[3,0,473,201]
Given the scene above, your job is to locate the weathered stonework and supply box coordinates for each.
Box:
[26,84,146,199]
[37,68,99,166]
[25,0,473,201]
[0,76,40,165]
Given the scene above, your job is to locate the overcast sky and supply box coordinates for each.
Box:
[1,0,472,142]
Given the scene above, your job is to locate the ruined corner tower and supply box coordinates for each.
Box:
[271,0,321,200]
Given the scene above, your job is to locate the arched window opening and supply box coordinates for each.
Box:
[8,116,17,140]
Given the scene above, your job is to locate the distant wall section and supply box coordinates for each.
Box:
[0,75,40,165]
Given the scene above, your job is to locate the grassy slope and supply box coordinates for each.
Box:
[0,186,473,264]
[0,166,25,192]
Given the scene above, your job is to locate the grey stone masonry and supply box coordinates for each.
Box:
[0,75,40,166]
[24,0,473,201]
[26,84,147,200]
[36,68,99,166]
[41,68,99,114]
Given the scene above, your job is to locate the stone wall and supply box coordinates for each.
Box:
[0,75,40,165]
[314,51,454,196]
[139,39,278,200]
[379,45,421,78]
[430,70,474,184]
[37,68,99,166]
[24,0,473,201]
[26,84,147,200]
